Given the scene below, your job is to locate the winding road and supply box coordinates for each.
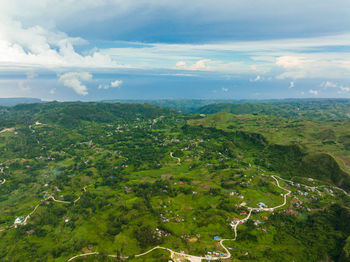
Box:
[67,174,294,262]
[46,196,71,204]
[67,174,348,261]
[170,152,181,164]
[23,203,41,224]
[2,166,347,261]
[0,184,91,232]
[271,174,349,197]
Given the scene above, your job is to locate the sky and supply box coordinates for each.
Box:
[1,0,350,101]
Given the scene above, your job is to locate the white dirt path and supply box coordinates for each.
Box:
[1,185,91,232]
[67,175,292,262]
[170,152,181,164]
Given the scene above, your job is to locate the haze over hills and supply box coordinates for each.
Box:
[0,98,42,107]
[5,97,350,118]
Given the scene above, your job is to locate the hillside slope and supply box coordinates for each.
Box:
[0,102,349,262]
[196,100,350,120]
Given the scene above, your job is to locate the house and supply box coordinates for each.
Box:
[14,217,24,225]
[240,211,247,215]
[254,220,261,226]
[27,229,35,235]
[258,202,267,208]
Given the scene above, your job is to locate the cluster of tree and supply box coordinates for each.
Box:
[196,99,350,121]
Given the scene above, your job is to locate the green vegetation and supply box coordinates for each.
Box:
[0,101,349,261]
[196,99,350,120]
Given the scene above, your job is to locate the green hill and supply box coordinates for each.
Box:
[196,100,350,120]
[0,102,349,262]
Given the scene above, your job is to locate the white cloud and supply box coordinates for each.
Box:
[320,81,350,93]
[339,86,350,93]
[101,38,350,78]
[289,81,294,88]
[176,61,186,67]
[250,75,262,82]
[274,54,350,79]
[175,59,212,71]
[309,89,318,95]
[98,84,108,90]
[189,59,212,70]
[0,17,120,71]
[98,79,123,90]
[222,87,228,92]
[58,72,92,95]
[276,56,306,69]
[110,80,123,88]
[320,81,337,89]
[1,1,350,83]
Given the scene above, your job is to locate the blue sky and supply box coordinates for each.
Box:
[0,0,350,100]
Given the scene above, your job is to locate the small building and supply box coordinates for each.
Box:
[27,229,35,235]
[258,202,267,208]
[14,217,24,225]
[254,220,261,226]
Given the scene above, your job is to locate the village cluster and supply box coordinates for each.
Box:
[1,116,349,262]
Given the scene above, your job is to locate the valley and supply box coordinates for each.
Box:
[0,102,349,261]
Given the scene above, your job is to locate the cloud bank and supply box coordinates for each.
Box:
[0,1,350,99]
[59,72,92,96]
